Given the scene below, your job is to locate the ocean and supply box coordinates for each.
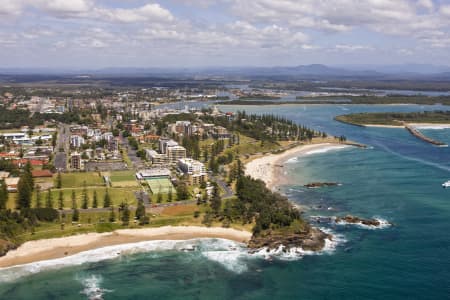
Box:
[1,104,449,299]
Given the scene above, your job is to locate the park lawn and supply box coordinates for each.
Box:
[105,170,139,187]
[121,149,133,168]
[160,204,199,217]
[148,192,179,203]
[57,172,105,188]
[33,187,140,209]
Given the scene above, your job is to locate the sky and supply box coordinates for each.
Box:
[0,0,450,69]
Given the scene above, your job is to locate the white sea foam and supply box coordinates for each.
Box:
[0,232,350,282]
[0,239,248,282]
[285,157,299,163]
[310,215,392,230]
[334,217,392,230]
[304,145,350,156]
[78,274,112,300]
[249,228,346,261]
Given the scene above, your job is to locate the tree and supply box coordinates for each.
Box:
[121,202,130,226]
[92,190,98,208]
[210,185,222,216]
[23,161,34,191]
[35,185,42,208]
[109,206,116,222]
[135,199,146,220]
[176,183,189,201]
[103,189,111,208]
[0,180,8,209]
[17,174,32,209]
[71,190,77,209]
[56,172,62,189]
[72,208,79,222]
[46,189,54,208]
[81,181,89,209]
[58,190,64,210]
[167,188,173,202]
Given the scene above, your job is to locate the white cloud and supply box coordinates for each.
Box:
[334,44,374,52]
[417,0,434,10]
[0,0,24,16]
[440,5,450,17]
[38,0,93,16]
[96,3,174,23]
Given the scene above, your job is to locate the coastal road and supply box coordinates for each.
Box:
[211,175,234,199]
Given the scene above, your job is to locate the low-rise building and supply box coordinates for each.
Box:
[178,158,208,185]
[136,168,171,180]
[70,152,82,170]
[5,177,19,192]
[145,149,169,165]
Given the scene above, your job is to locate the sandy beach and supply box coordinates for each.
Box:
[364,123,450,129]
[0,226,251,269]
[245,143,351,191]
[363,124,404,128]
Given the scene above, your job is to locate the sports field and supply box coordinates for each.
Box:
[146,178,174,194]
[104,171,139,187]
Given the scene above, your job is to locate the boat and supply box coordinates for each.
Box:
[442,180,450,188]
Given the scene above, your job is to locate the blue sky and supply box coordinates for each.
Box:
[0,0,449,68]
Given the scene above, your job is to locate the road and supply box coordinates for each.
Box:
[211,175,234,199]
[119,132,145,170]
[54,124,69,171]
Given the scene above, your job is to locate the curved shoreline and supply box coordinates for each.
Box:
[0,226,251,269]
[245,143,353,191]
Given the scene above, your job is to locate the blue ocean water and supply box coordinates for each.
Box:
[1,104,450,299]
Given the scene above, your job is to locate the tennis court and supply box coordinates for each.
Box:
[146,178,174,194]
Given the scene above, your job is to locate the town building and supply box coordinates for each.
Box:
[70,152,82,170]
[70,135,85,148]
[178,158,208,185]
[167,145,187,163]
[145,149,169,165]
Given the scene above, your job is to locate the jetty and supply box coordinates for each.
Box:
[405,125,447,146]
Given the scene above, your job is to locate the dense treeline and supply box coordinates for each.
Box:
[203,161,308,236]
[236,175,308,236]
[0,106,91,129]
[201,111,321,142]
[335,110,450,126]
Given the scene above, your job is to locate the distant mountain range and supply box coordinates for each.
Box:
[1,64,450,80]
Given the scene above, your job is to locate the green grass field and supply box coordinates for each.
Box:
[57,172,105,188]
[146,178,174,194]
[104,170,139,187]
[19,187,139,209]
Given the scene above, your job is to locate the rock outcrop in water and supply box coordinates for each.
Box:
[304,182,340,188]
[247,227,331,252]
[335,215,391,227]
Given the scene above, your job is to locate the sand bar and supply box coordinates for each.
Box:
[0,226,251,268]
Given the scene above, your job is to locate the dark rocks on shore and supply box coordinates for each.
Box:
[247,227,331,252]
[305,182,340,188]
[0,239,17,257]
[335,215,390,227]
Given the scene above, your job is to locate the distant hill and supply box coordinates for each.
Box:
[1,64,450,81]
